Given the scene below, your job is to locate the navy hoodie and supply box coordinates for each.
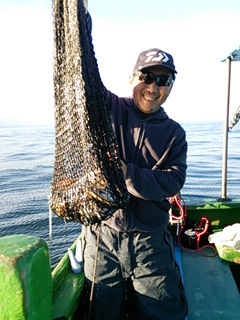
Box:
[103,90,187,232]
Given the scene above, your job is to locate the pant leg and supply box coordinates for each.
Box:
[131,227,188,320]
[82,225,127,320]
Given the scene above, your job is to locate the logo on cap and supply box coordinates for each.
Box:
[145,50,169,64]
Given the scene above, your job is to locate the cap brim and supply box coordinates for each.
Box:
[139,64,177,74]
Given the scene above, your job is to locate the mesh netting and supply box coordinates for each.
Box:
[48,0,129,225]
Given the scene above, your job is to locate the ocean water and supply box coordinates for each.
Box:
[0,122,240,267]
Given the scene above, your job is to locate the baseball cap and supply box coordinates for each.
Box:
[133,48,177,74]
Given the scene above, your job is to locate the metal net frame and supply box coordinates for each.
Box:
[48,0,129,225]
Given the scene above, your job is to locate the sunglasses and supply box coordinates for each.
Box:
[137,71,174,87]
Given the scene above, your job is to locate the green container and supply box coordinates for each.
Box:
[0,234,52,320]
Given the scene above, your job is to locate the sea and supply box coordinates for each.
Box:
[0,122,240,267]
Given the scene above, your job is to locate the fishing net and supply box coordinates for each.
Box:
[48,0,129,225]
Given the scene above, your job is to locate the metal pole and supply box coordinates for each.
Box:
[220,57,231,201]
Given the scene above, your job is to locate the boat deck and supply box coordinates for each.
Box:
[181,249,240,320]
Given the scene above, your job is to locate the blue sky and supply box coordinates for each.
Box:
[0,0,240,125]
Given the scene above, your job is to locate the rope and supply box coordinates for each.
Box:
[88,224,101,319]
[49,207,53,244]
[229,105,240,131]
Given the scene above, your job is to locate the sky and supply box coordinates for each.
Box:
[0,0,240,126]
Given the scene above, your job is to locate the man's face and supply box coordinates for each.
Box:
[131,66,174,114]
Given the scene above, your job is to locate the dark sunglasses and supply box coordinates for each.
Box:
[138,71,174,87]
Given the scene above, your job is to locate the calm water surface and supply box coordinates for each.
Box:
[0,122,239,266]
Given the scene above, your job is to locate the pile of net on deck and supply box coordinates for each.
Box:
[48,0,129,225]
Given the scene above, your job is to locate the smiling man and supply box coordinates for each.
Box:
[82,48,188,319]
[131,49,176,114]
[131,67,173,114]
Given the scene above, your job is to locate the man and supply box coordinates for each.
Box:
[82,48,188,319]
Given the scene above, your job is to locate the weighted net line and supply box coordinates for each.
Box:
[48,0,129,226]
